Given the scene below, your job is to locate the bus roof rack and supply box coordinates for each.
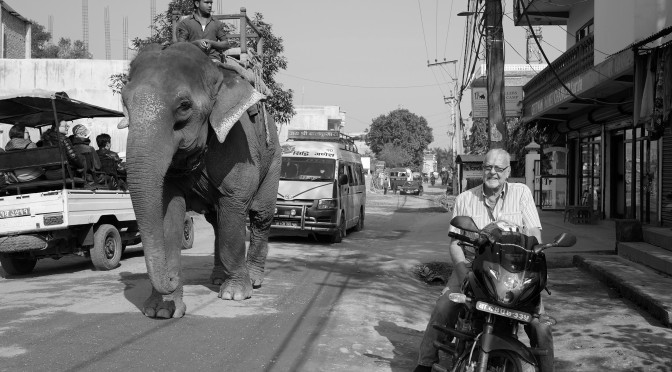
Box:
[287,130,358,153]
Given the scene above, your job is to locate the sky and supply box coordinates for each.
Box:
[9,0,566,148]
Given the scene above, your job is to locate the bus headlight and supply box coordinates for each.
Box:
[317,199,337,209]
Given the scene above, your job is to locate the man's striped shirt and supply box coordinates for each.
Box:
[448,182,542,236]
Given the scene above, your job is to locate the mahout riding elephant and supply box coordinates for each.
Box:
[119,42,281,318]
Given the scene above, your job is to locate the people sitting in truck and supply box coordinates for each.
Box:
[70,124,105,185]
[4,125,45,182]
[176,0,231,62]
[96,133,127,189]
[40,120,85,180]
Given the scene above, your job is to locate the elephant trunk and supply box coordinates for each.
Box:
[127,134,178,295]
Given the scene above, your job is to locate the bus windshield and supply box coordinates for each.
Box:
[280,158,336,181]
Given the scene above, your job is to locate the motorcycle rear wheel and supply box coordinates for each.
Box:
[453,349,535,372]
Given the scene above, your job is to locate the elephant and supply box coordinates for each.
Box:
[119,42,281,319]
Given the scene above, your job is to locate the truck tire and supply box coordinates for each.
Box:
[0,256,37,276]
[91,224,122,270]
[182,216,194,250]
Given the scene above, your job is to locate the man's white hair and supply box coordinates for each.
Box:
[484,148,511,165]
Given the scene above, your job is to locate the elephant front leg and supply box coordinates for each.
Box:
[143,286,186,318]
[211,203,253,300]
[144,192,187,318]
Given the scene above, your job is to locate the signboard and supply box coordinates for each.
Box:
[471,87,524,118]
[288,130,339,140]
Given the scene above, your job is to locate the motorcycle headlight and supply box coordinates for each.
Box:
[317,199,337,209]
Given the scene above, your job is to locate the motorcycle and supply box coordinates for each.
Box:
[430,177,436,186]
[432,216,576,372]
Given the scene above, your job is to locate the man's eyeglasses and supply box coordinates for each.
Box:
[483,165,509,173]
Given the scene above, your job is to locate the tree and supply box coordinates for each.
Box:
[365,109,434,168]
[113,0,294,124]
[467,118,489,155]
[30,20,91,59]
[376,143,412,169]
[431,147,453,172]
[30,20,51,58]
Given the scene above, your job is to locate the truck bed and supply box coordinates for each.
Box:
[0,189,135,236]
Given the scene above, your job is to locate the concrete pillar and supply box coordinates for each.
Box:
[1,5,4,59]
[25,21,31,59]
[524,141,541,196]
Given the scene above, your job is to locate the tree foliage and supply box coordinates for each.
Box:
[365,109,434,168]
[467,118,555,177]
[113,0,294,124]
[30,20,91,59]
[376,143,412,169]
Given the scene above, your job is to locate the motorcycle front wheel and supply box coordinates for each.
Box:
[453,349,535,372]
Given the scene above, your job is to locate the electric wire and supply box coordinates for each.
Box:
[278,72,446,89]
[418,0,449,97]
[442,0,455,57]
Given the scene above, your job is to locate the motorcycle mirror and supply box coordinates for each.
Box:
[553,232,577,247]
[450,216,479,233]
[533,232,577,254]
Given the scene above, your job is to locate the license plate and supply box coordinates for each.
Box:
[275,221,298,227]
[476,301,532,322]
[0,208,30,219]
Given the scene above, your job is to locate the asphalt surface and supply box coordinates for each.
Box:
[1,184,671,371]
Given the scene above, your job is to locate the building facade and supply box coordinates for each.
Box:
[0,1,31,59]
[277,105,346,143]
[515,0,672,225]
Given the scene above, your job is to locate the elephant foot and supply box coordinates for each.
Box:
[143,287,186,319]
[218,276,253,301]
[210,267,227,286]
[247,264,265,289]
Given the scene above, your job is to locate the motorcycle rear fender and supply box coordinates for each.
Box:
[481,332,538,366]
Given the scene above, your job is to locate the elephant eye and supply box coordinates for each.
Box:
[178,100,192,110]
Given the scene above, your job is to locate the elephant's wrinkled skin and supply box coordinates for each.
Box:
[120,43,281,318]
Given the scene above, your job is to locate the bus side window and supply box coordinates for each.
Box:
[353,164,362,186]
[356,164,364,185]
[346,164,355,186]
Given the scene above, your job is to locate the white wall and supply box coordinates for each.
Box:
[0,59,129,154]
[594,0,672,64]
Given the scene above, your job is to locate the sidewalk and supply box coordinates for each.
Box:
[538,210,615,254]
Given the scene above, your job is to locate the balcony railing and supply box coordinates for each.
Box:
[523,34,594,106]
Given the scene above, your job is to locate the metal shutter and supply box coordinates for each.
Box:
[662,125,672,226]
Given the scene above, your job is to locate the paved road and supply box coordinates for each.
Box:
[1,185,671,371]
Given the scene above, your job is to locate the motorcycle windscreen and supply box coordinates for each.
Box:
[476,233,542,307]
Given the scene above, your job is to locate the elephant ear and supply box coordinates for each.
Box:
[209,68,266,143]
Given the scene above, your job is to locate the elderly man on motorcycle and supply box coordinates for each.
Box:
[414,148,554,372]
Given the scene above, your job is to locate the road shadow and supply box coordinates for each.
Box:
[363,320,423,372]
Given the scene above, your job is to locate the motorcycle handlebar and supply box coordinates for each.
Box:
[448,231,479,246]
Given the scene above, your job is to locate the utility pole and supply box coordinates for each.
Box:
[485,0,507,149]
[428,59,462,160]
